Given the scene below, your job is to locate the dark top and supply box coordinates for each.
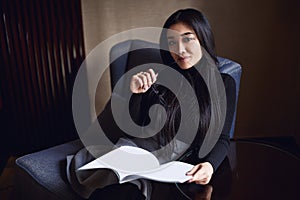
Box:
[98,65,236,171]
[131,67,236,171]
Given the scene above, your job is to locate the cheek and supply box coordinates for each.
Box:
[189,44,202,59]
[188,42,201,53]
[196,47,202,59]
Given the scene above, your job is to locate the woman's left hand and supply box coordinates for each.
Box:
[186,162,214,185]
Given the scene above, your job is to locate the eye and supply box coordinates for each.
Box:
[168,40,176,46]
[182,37,195,43]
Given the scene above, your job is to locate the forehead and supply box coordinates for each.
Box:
[167,23,195,37]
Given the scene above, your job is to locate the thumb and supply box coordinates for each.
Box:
[186,165,199,175]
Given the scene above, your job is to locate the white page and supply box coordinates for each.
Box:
[77,157,108,170]
[78,146,194,184]
[78,146,160,172]
[121,161,194,183]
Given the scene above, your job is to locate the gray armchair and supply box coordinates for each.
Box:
[13,39,242,199]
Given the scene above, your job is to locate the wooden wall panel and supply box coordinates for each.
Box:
[0,0,85,154]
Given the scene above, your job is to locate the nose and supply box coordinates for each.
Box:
[178,41,186,55]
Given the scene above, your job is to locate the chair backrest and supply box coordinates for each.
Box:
[109,39,242,138]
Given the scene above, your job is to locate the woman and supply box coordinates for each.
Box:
[130,8,233,185]
[68,8,236,200]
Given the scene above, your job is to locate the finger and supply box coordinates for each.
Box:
[196,179,209,185]
[186,165,200,175]
[189,177,208,185]
[144,72,153,86]
[137,73,148,89]
[188,170,205,182]
[147,69,157,83]
[131,75,144,92]
[135,76,144,90]
[193,173,211,185]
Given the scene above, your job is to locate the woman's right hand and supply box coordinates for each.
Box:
[130,69,157,93]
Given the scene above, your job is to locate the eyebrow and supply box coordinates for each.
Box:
[167,32,195,39]
[180,32,194,36]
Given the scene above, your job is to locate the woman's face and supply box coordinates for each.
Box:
[167,23,202,70]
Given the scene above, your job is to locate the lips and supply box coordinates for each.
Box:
[177,56,191,63]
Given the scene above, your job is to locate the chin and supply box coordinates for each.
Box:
[178,64,193,70]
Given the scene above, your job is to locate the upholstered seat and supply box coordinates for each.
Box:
[14,140,83,200]
[14,39,241,199]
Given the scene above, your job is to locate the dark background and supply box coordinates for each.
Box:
[0,0,299,171]
[0,0,85,170]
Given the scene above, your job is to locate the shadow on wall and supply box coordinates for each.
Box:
[201,0,300,143]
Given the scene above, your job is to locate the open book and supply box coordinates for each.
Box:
[78,146,194,184]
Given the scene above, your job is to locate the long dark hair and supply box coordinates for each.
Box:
[160,8,218,65]
[155,9,215,154]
